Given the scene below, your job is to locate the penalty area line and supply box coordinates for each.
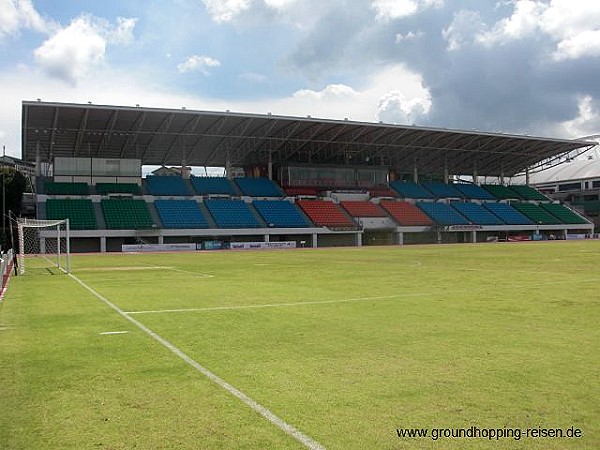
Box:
[67,273,325,450]
[125,295,398,315]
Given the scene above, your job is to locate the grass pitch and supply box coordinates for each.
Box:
[1,241,599,449]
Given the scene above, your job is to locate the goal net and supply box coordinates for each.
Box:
[16,218,70,275]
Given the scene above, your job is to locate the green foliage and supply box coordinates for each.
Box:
[0,167,27,248]
[1,242,599,449]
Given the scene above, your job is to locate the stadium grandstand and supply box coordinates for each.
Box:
[20,101,597,252]
[511,136,600,233]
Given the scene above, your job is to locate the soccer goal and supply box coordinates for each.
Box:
[16,218,70,275]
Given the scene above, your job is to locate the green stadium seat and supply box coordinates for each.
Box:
[101,199,154,229]
[46,199,97,230]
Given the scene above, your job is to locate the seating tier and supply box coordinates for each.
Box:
[340,201,387,218]
[379,201,433,226]
[512,203,562,225]
[253,200,312,228]
[389,181,434,199]
[482,202,532,225]
[204,199,261,228]
[296,200,355,227]
[154,200,209,229]
[540,203,589,225]
[191,177,238,196]
[416,202,469,225]
[421,182,464,199]
[145,176,191,196]
[235,178,282,197]
[96,183,140,195]
[450,202,504,225]
[46,199,97,230]
[101,199,154,229]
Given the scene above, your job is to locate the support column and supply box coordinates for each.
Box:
[158,235,164,245]
[473,161,479,185]
[264,234,270,243]
[397,231,404,246]
[40,237,46,254]
[100,237,106,253]
[312,233,318,248]
[356,233,362,247]
[525,168,530,185]
[268,152,273,181]
[471,231,477,243]
[35,141,41,177]
[225,147,232,179]
[413,163,419,183]
[444,162,449,184]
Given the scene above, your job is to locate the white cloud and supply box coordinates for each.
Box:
[34,16,106,84]
[452,1,600,60]
[0,0,50,38]
[552,29,600,61]
[202,0,251,23]
[378,91,430,124]
[177,55,221,75]
[33,15,137,84]
[442,10,485,51]
[293,84,359,101]
[395,30,423,43]
[559,96,600,138]
[109,17,137,45]
[478,0,546,45]
[372,0,443,21]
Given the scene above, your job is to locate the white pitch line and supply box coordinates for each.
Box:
[125,295,398,315]
[99,331,129,335]
[68,273,325,450]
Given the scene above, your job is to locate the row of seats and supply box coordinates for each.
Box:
[44,197,589,230]
[146,176,284,197]
[44,177,284,198]
[390,181,548,201]
[46,178,549,201]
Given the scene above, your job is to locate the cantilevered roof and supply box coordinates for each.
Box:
[21,101,597,177]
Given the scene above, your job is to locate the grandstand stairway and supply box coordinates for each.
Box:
[93,202,107,229]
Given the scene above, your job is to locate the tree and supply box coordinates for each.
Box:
[0,167,27,249]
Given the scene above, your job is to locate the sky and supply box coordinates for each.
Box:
[2,0,600,160]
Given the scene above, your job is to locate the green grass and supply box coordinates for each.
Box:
[1,242,599,449]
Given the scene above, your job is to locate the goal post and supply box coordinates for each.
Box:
[16,218,70,275]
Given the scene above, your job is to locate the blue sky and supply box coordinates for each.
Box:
[2,0,600,159]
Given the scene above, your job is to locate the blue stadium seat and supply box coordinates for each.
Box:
[453,184,496,200]
[235,178,283,197]
[390,181,434,199]
[451,202,505,225]
[253,200,311,227]
[482,202,533,225]
[145,176,191,196]
[191,177,238,196]
[416,202,469,225]
[154,200,209,228]
[204,199,262,228]
[421,182,464,198]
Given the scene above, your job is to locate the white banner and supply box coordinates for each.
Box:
[122,243,197,253]
[229,241,297,250]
